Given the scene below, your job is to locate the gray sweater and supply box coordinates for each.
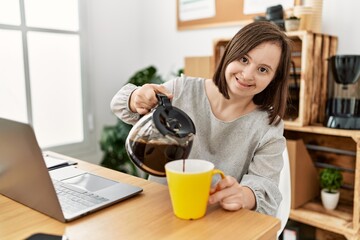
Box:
[110,75,285,216]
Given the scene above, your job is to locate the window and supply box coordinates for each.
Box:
[0,0,92,153]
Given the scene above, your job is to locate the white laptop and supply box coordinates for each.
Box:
[0,118,143,222]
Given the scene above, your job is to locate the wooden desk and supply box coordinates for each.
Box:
[0,152,280,240]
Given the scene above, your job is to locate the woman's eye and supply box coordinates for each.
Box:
[259,67,268,73]
[240,57,248,63]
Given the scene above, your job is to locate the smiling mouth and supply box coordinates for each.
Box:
[235,75,252,87]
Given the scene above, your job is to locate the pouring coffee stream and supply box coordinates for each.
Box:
[125,94,196,177]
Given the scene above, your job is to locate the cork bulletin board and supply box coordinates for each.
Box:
[177,0,301,31]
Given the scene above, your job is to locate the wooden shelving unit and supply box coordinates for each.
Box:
[284,125,360,239]
[284,124,360,140]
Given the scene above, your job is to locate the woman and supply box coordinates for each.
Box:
[111,21,292,216]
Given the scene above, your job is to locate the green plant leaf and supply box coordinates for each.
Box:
[319,168,343,192]
[128,66,162,86]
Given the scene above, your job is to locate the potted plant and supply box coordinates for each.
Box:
[319,168,343,210]
[284,15,300,32]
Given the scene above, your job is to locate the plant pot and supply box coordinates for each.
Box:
[321,189,340,210]
[284,19,300,32]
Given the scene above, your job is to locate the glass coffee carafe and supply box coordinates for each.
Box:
[125,94,196,177]
[325,55,360,129]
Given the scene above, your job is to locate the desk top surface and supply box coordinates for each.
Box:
[0,152,280,240]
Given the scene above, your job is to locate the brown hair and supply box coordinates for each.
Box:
[213,21,292,125]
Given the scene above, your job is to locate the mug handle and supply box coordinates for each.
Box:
[212,169,225,179]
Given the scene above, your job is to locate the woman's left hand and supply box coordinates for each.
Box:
[208,175,256,211]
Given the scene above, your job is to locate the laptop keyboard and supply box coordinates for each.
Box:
[53,179,109,214]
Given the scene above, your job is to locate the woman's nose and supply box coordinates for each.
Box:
[241,66,255,81]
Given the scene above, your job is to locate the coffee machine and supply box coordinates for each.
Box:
[325,55,360,129]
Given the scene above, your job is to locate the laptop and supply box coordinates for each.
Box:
[0,118,143,222]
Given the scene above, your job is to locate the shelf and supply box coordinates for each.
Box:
[290,201,358,237]
[285,126,360,239]
[284,124,360,141]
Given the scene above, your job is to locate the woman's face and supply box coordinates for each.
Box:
[225,41,281,99]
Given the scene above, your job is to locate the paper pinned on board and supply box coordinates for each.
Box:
[179,0,216,22]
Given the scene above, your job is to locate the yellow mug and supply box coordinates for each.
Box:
[165,159,225,220]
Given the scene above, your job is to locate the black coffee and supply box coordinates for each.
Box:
[128,139,192,177]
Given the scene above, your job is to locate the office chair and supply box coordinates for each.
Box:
[276,147,291,238]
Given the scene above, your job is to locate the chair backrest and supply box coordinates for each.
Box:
[276,147,291,237]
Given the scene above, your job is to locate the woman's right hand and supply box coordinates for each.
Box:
[129,84,173,115]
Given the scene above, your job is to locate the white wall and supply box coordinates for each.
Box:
[79,1,143,163]
[322,0,360,54]
[79,0,360,164]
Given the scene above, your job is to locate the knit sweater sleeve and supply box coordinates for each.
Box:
[240,121,285,216]
[110,80,178,125]
[110,83,141,125]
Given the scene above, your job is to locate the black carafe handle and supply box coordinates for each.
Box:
[156,94,173,112]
